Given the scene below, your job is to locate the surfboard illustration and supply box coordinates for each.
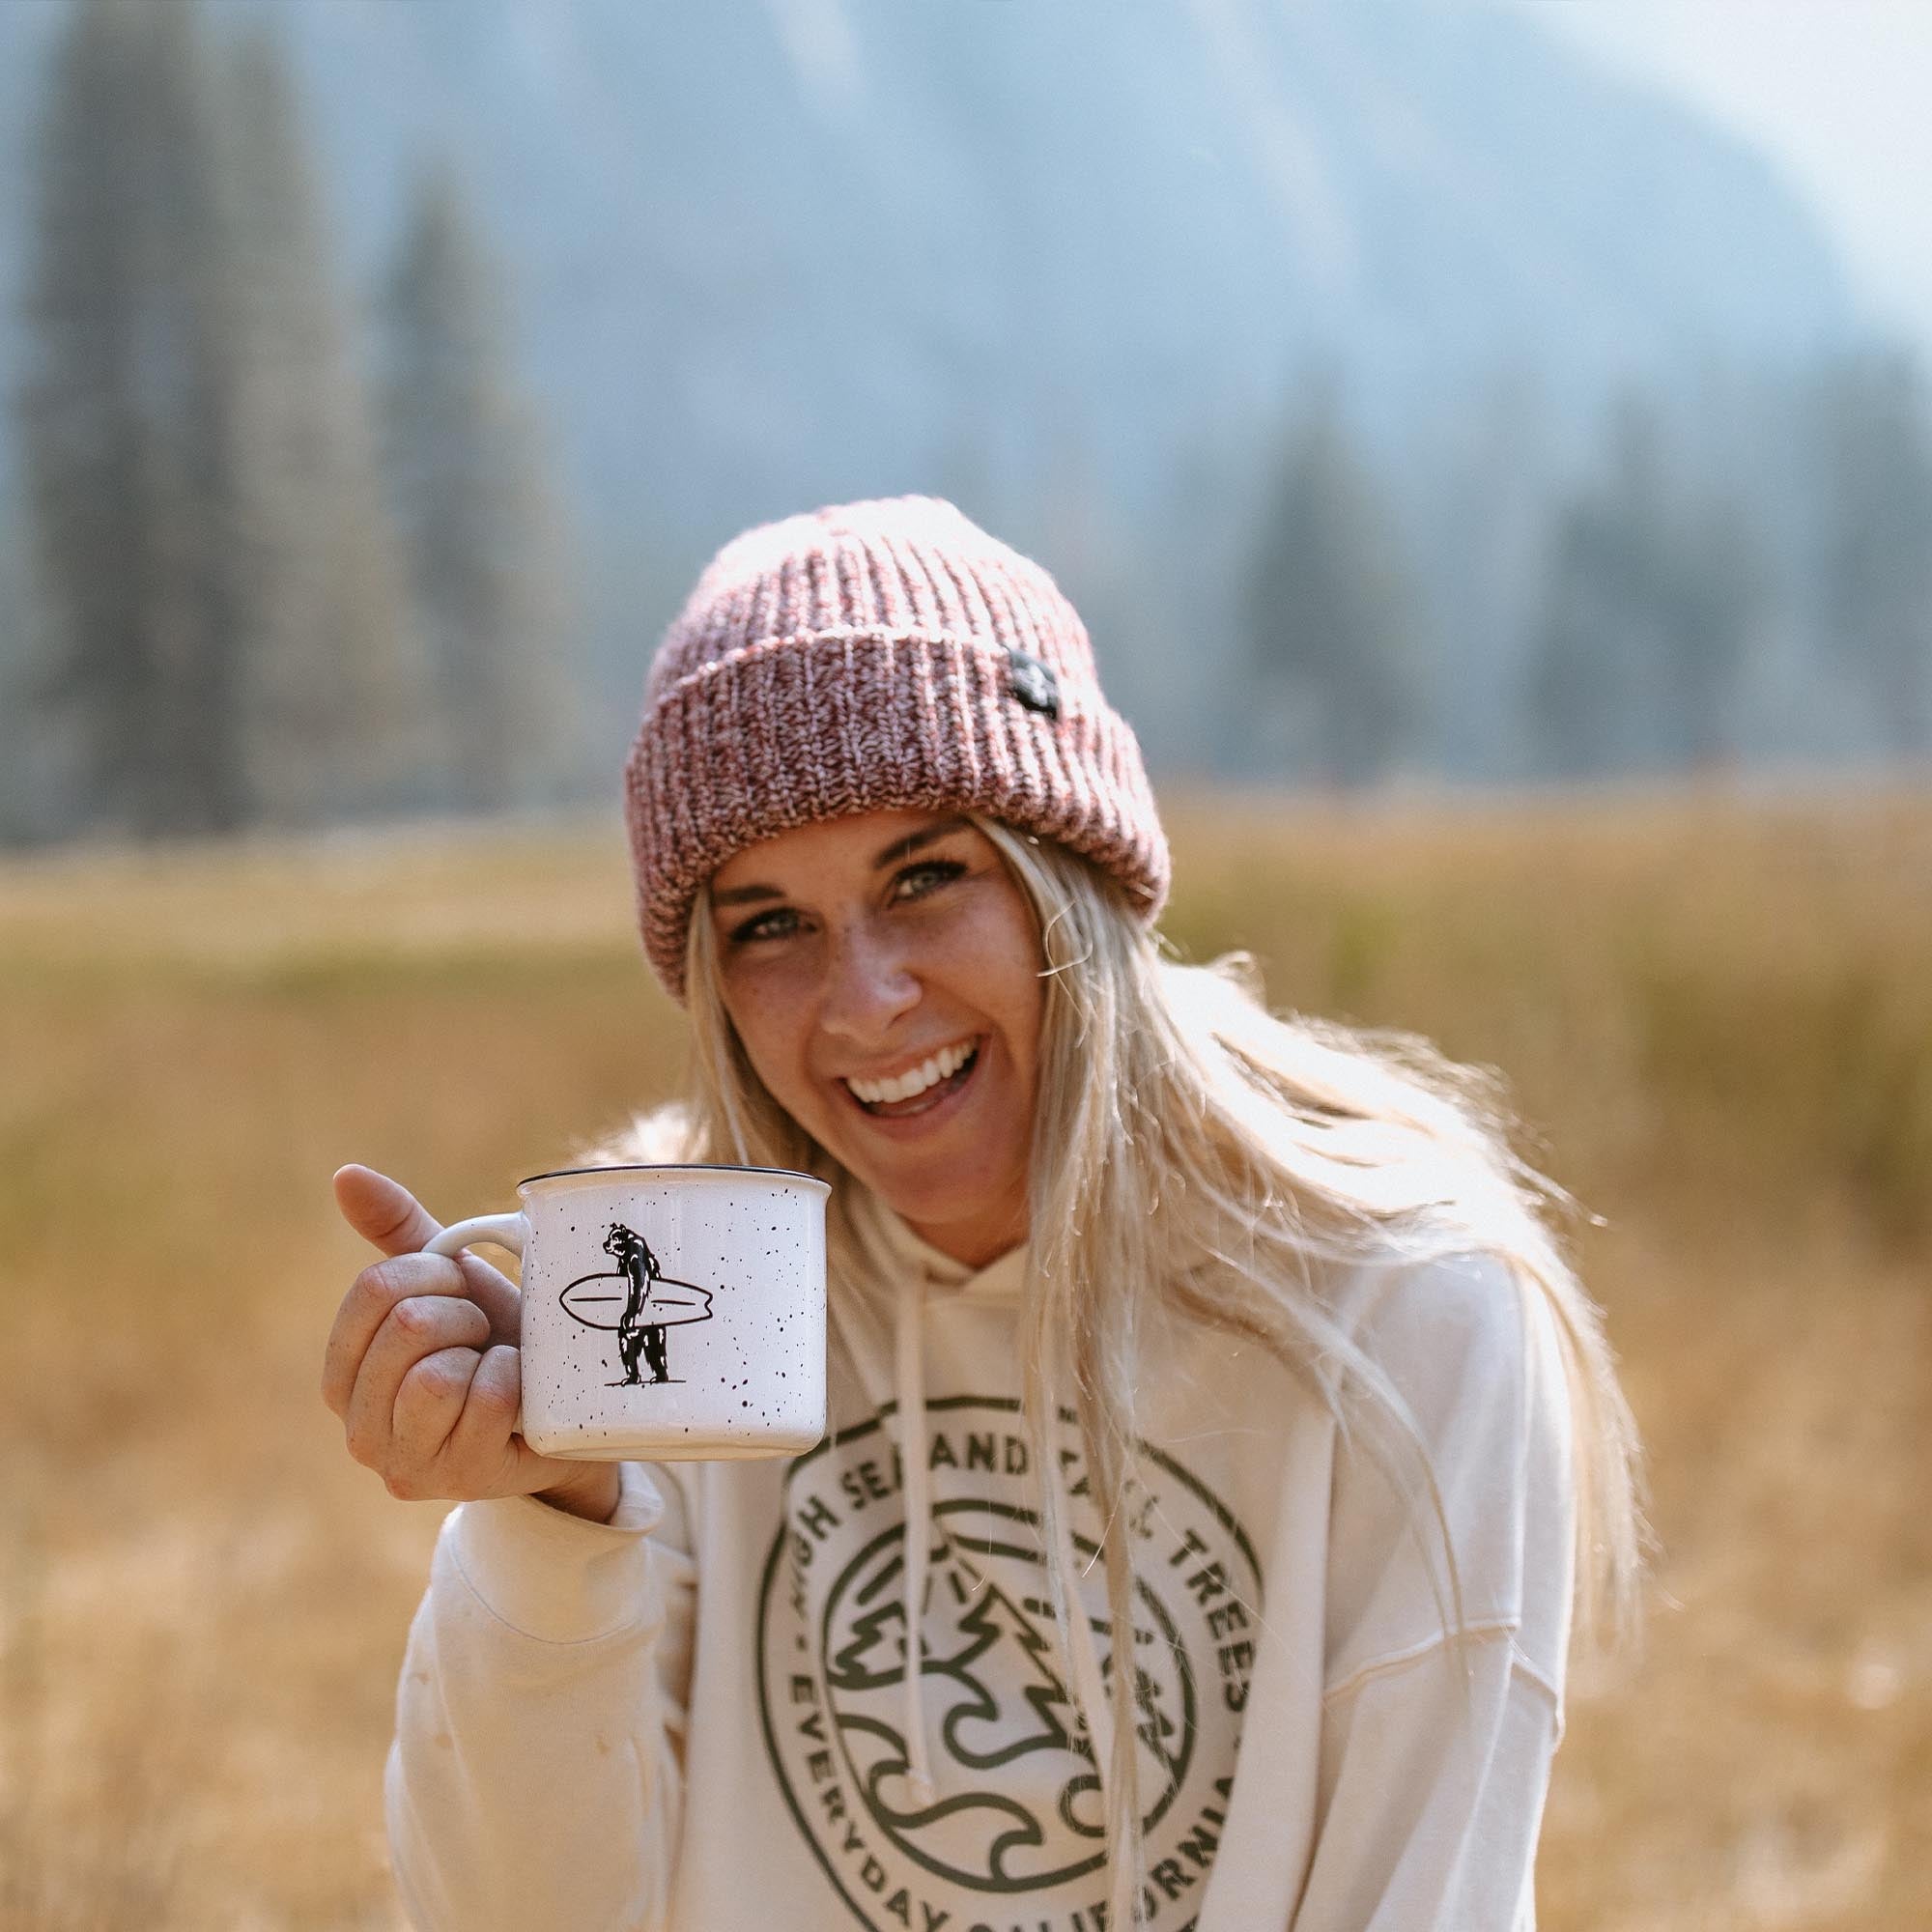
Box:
[560,1222,717,1385]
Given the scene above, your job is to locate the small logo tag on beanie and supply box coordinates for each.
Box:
[1006,646,1060,720]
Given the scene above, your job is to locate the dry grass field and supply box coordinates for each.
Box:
[1,783,1927,1929]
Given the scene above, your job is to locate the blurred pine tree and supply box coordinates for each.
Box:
[379,156,579,815]
[14,0,428,840]
[1245,366,1421,789]
[17,0,245,838]
[1525,385,1771,781]
[1806,345,1932,760]
[219,19,431,828]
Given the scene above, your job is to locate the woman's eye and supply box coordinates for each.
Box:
[728,906,801,946]
[891,859,965,901]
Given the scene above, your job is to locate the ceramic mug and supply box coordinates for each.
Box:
[424,1162,830,1462]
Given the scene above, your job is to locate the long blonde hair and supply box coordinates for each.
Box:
[576,812,1646,1924]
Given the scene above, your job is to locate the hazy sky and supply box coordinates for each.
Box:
[1501,0,1932,356]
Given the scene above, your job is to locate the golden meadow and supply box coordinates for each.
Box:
[2,785,1927,1929]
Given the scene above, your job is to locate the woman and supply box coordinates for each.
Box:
[325,495,1644,1931]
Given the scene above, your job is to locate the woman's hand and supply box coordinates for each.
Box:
[323,1164,622,1523]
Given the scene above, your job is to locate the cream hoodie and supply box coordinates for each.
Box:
[386,1191,1576,1932]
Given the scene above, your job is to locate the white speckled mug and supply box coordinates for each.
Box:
[425,1163,830,1462]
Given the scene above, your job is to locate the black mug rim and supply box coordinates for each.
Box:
[517,1160,828,1190]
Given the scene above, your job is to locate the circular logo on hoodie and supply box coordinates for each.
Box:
[756,1395,1261,1929]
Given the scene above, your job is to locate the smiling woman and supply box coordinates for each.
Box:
[703,809,1043,1266]
[335,495,1646,1932]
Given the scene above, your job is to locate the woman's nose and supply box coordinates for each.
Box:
[817,920,921,1041]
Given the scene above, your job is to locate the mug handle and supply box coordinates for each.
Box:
[424,1212,531,1439]
[425,1212,528,1263]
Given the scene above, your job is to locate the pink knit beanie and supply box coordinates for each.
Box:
[621,494,1170,1001]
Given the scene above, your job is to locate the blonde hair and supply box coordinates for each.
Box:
[576,814,1647,1924]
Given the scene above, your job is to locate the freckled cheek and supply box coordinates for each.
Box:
[719,977,817,1112]
[948,945,1043,1092]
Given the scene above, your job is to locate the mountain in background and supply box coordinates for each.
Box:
[0,0,1863,782]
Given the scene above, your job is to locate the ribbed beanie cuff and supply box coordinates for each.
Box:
[622,497,1169,1000]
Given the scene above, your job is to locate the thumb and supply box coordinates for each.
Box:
[332,1162,525,1345]
[332,1162,445,1259]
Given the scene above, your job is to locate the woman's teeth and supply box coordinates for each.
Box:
[844,1039,978,1110]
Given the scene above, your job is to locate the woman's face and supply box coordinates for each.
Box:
[706,809,1043,1269]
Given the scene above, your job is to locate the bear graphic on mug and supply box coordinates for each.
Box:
[557,1223,717,1386]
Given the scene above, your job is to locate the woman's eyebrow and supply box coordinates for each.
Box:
[711,815,966,904]
[870,815,969,870]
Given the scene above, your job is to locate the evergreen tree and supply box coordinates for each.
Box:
[219,20,431,825]
[1804,345,1932,759]
[1246,371,1419,788]
[17,0,247,837]
[1527,386,1767,780]
[15,0,425,839]
[1415,356,1554,781]
[0,492,55,845]
[381,156,577,813]
[1525,391,1662,777]
[1662,485,1763,774]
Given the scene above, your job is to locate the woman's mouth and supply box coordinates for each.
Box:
[841,1037,981,1119]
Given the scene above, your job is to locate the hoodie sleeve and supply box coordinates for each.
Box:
[1292,1250,1577,1930]
[384,1459,697,1932]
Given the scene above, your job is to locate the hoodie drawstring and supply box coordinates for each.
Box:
[895,1269,938,1806]
[891,1266,1118,1822]
[1053,1487,1117,1804]
[1041,1349,1117,1812]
